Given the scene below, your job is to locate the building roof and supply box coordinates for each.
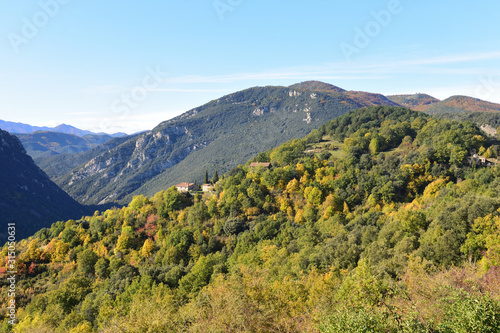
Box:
[176,182,195,187]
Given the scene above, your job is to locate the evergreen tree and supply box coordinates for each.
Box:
[212,171,219,184]
[205,169,209,184]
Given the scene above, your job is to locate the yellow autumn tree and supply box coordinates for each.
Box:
[141,239,155,258]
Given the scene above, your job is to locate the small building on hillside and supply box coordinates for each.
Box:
[202,184,215,192]
[176,182,200,192]
[486,158,500,166]
[249,162,271,169]
[468,153,486,166]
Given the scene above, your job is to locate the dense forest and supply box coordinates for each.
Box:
[2,106,500,332]
[434,111,500,130]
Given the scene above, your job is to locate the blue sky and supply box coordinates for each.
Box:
[1,0,500,134]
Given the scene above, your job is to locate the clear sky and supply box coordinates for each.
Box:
[1,0,500,134]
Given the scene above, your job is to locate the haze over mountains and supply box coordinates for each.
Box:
[0,120,130,161]
[14,132,121,160]
[0,120,127,137]
[4,81,500,210]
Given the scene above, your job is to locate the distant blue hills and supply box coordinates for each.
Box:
[0,119,127,137]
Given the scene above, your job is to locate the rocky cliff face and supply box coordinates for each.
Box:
[58,125,209,205]
[0,129,87,240]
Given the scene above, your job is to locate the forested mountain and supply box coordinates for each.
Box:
[387,93,440,111]
[53,82,399,206]
[14,131,118,159]
[423,95,500,115]
[3,106,500,332]
[19,83,499,209]
[433,111,500,134]
[388,94,500,133]
[0,130,90,241]
[33,135,140,180]
[387,94,500,115]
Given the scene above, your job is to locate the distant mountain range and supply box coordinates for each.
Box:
[34,134,141,180]
[387,93,500,131]
[0,129,91,240]
[387,94,500,114]
[386,93,440,111]
[10,81,500,209]
[0,120,127,137]
[14,131,123,160]
[47,82,401,205]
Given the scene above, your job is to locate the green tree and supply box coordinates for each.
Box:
[157,186,185,219]
[399,210,428,234]
[77,249,99,275]
[304,186,323,206]
[95,258,109,279]
[53,275,92,313]
[23,239,42,262]
[369,137,380,156]
[129,195,149,211]
[178,253,225,296]
[116,226,135,252]
[438,291,500,332]
[223,217,245,235]
[212,170,219,184]
[450,145,467,166]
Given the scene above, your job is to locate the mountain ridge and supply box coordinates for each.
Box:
[0,129,91,240]
[0,120,127,137]
[28,82,500,207]
[14,131,120,159]
[53,83,402,205]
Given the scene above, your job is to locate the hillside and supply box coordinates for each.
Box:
[289,81,346,92]
[0,130,90,241]
[387,94,500,115]
[387,94,500,131]
[433,111,500,134]
[14,131,117,159]
[424,95,500,115]
[387,93,440,111]
[4,106,500,332]
[33,135,139,180]
[53,82,400,206]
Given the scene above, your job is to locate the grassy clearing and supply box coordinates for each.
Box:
[305,135,345,160]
